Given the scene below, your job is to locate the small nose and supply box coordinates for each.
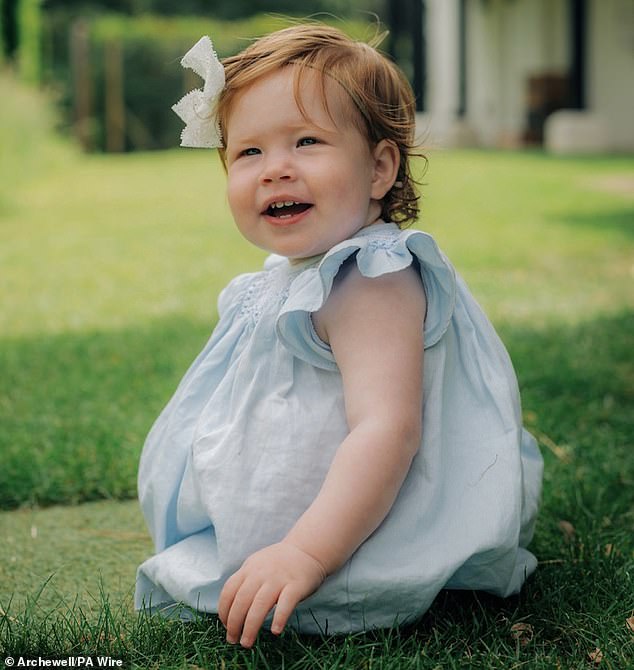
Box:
[260,150,295,184]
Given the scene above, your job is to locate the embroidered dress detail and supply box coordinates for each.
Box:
[367,236,400,251]
[238,266,292,325]
[136,222,543,634]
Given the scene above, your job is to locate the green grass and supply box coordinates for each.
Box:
[1,71,633,667]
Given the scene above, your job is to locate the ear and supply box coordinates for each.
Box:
[370,139,400,200]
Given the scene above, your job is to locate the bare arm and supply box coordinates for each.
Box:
[284,262,425,571]
[218,262,426,646]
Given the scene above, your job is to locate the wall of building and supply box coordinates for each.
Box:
[588,0,634,150]
[420,0,632,152]
[417,0,460,147]
[467,0,568,147]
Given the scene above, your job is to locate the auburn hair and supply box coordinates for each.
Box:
[216,23,424,227]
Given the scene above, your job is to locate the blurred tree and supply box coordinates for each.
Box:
[1,0,43,80]
[1,0,18,58]
[41,0,384,20]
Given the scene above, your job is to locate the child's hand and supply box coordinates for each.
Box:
[218,541,327,648]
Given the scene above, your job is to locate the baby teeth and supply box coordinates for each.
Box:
[273,201,299,208]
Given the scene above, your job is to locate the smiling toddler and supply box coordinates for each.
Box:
[135,24,543,649]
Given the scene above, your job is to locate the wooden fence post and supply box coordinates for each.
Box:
[69,18,92,151]
[104,38,126,152]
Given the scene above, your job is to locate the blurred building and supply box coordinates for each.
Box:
[417,0,634,152]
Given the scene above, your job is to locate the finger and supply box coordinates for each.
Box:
[270,584,302,636]
[225,578,263,644]
[239,584,281,648]
[218,571,245,627]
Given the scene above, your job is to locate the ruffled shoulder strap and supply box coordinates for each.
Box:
[276,223,456,370]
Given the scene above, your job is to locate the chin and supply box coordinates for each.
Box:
[268,241,323,261]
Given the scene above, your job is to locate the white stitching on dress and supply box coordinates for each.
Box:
[367,235,397,251]
[238,268,291,325]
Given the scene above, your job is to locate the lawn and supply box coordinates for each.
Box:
[0,71,633,668]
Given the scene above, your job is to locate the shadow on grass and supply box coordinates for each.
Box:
[0,316,212,509]
[551,207,634,239]
[500,311,633,517]
[1,311,632,519]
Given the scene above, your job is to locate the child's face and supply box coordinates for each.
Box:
[224,67,384,261]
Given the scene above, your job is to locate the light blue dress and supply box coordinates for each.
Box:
[135,222,543,633]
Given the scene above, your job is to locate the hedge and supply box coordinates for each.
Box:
[43,12,374,152]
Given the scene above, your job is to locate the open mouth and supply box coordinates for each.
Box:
[264,201,313,219]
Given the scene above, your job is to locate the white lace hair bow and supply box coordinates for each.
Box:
[172,36,225,148]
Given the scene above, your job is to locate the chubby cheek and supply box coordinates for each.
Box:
[226,172,251,224]
[226,175,266,249]
[318,159,373,211]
